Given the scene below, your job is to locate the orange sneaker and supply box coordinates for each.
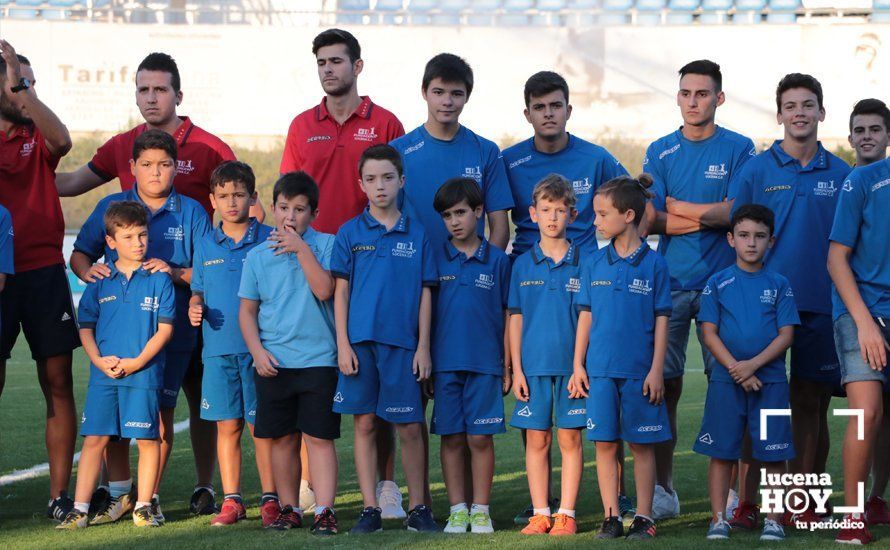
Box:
[520,514,552,535]
[549,513,577,536]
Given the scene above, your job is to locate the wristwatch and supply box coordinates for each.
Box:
[11,77,31,93]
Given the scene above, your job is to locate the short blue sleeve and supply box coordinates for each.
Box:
[330,229,352,280]
[481,146,515,213]
[190,241,205,294]
[73,201,109,262]
[237,252,261,301]
[0,210,13,275]
[421,234,438,286]
[829,174,866,248]
[602,155,629,187]
[653,257,673,317]
[507,261,522,313]
[730,139,757,193]
[317,234,334,271]
[576,259,592,310]
[187,209,212,265]
[77,282,99,328]
[728,159,756,211]
[776,279,801,329]
[497,254,511,309]
[643,145,667,211]
[157,274,176,324]
[698,278,719,326]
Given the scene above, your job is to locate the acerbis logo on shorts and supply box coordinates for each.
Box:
[248,409,256,417]
[473,417,503,425]
[566,408,586,416]
[163,389,177,397]
[124,421,152,429]
[586,419,595,430]
[699,432,714,445]
[201,398,210,410]
[765,443,790,451]
[638,425,663,433]
[333,392,344,403]
[385,406,414,413]
[517,406,532,417]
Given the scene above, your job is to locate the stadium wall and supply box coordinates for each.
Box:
[3,20,889,144]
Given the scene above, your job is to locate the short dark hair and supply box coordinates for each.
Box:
[273,171,320,211]
[136,52,181,93]
[532,174,576,209]
[358,144,403,178]
[775,73,823,114]
[104,200,149,237]
[0,54,31,81]
[433,177,483,213]
[849,98,890,133]
[678,59,722,92]
[524,71,569,107]
[210,160,256,196]
[132,129,177,162]
[422,53,474,97]
[731,203,775,236]
[312,28,361,63]
[595,174,654,227]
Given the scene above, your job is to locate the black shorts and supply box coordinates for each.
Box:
[1,264,81,361]
[254,367,340,440]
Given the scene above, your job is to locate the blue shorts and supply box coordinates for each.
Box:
[161,350,193,409]
[332,342,423,424]
[510,375,586,430]
[665,290,720,380]
[694,380,795,462]
[791,312,841,385]
[834,313,890,386]
[200,353,257,424]
[431,371,505,436]
[586,377,671,443]
[81,385,160,440]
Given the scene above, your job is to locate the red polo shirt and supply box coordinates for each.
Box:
[0,125,65,272]
[88,116,235,216]
[280,96,404,234]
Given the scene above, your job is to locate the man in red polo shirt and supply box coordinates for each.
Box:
[0,39,79,521]
[280,28,405,516]
[55,52,243,516]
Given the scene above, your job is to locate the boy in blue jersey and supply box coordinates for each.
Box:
[70,129,211,523]
[57,202,175,529]
[331,144,439,534]
[510,175,585,537]
[430,178,511,534]
[390,53,513,251]
[828,125,890,545]
[572,175,672,540]
[694,204,799,542]
[238,171,340,535]
[642,60,757,521]
[504,71,628,259]
[728,74,852,529]
[187,161,277,527]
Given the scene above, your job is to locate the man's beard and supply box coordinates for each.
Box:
[0,93,31,126]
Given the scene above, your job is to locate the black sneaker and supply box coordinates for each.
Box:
[350,506,382,535]
[311,508,339,536]
[626,515,657,540]
[189,486,218,515]
[88,486,111,516]
[47,491,74,522]
[270,505,303,530]
[406,504,439,533]
[597,516,624,539]
[513,504,534,525]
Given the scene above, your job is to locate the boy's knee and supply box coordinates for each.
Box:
[628,442,654,455]
[466,434,492,452]
[353,414,377,436]
[525,430,552,452]
[396,422,422,439]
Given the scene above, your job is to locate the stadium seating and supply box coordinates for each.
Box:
[337,0,369,24]
[600,0,633,24]
[408,0,437,24]
[666,0,698,23]
[465,0,498,25]
[433,0,468,25]
[767,0,800,22]
[566,0,599,25]
[734,0,766,23]
[873,0,890,22]
[373,0,403,24]
[7,0,40,19]
[636,0,666,26]
[700,0,732,23]
[499,0,533,26]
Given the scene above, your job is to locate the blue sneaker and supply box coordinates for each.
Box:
[349,507,382,535]
[706,517,731,540]
[760,518,785,541]
[406,505,439,533]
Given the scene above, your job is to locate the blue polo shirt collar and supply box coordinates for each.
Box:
[127,184,182,214]
[769,140,828,172]
[213,217,261,248]
[360,208,409,234]
[107,261,149,281]
[444,238,489,263]
[605,240,649,267]
[531,240,579,266]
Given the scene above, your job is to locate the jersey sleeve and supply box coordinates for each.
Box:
[317,234,335,271]
[653,256,673,317]
[643,144,667,211]
[279,117,303,174]
[87,136,119,182]
[481,145,515,213]
[237,252,261,301]
[190,241,205,295]
[73,202,109,262]
[829,172,866,248]
[157,274,176,325]
[601,153,630,187]
[576,260,592,312]
[698,278,720,326]
[497,253,511,309]
[728,158,756,213]
[76,282,100,329]
[0,210,14,275]
[385,115,406,141]
[507,261,522,314]
[421,233,438,287]
[330,228,352,280]
[776,277,801,329]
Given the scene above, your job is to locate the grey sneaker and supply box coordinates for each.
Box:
[706,517,731,540]
[760,518,785,541]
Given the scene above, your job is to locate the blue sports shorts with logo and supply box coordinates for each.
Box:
[585,377,671,443]
[509,374,587,430]
[200,353,257,424]
[332,341,424,424]
[431,371,505,436]
[694,380,795,462]
[791,312,841,387]
[81,385,160,440]
[160,350,193,409]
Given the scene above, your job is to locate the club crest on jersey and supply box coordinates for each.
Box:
[628,278,652,295]
[392,241,416,258]
[20,139,36,157]
[463,166,483,182]
[565,277,581,293]
[354,126,378,142]
[475,273,495,290]
[814,180,837,197]
[140,296,160,312]
[760,289,778,305]
[177,159,195,176]
[165,226,184,241]
[572,177,592,195]
[704,163,728,180]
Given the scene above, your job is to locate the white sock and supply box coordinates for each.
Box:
[315,505,330,516]
[450,502,468,514]
[533,507,551,517]
[300,478,310,492]
[152,493,160,502]
[136,501,151,509]
[714,512,725,523]
[109,478,132,498]
[74,501,89,514]
[471,503,489,515]
[556,508,575,518]
[636,513,653,522]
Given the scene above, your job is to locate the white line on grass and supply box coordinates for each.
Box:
[0,418,191,487]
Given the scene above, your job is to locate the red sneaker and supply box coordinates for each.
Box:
[261,499,281,528]
[210,498,246,526]
[866,495,890,525]
[836,514,873,545]
[789,507,821,528]
[728,502,759,530]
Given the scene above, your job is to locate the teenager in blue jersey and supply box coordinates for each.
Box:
[642,60,756,520]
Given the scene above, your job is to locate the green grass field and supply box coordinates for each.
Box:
[0,336,886,549]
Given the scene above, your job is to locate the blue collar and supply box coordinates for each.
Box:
[445,238,489,263]
[213,218,260,247]
[769,140,828,172]
[531,240,578,266]
[361,208,409,234]
[606,239,649,267]
[126,184,181,214]
[108,262,149,280]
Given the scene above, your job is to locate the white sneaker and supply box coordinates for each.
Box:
[725,488,739,519]
[652,485,680,520]
[299,479,316,515]
[470,509,494,534]
[375,480,407,519]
